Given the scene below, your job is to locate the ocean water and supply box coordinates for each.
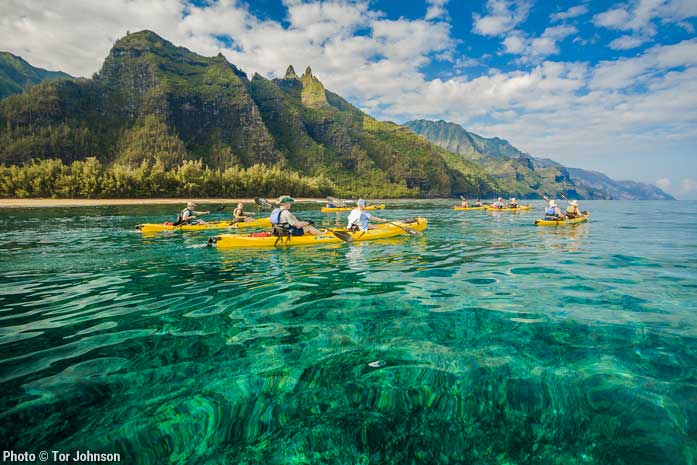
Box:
[1,200,696,465]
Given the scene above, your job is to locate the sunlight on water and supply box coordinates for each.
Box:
[1,200,696,464]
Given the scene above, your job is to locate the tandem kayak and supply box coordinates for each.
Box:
[136,218,272,233]
[484,205,532,212]
[535,212,590,226]
[321,204,385,213]
[208,217,428,248]
[453,206,485,211]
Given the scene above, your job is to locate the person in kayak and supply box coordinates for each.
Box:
[566,200,581,218]
[492,197,505,209]
[269,196,322,236]
[347,199,389,231]
[459,198,470,208]
[544,200,564,219]
[233,202,256,222]
[179,202,210,225]
[474,199,483,207]
[509,198,519,208]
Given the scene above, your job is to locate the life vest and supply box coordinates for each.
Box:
[269,208,284,225]
[176,208,194,223]
[545,206,557,216]
[566,206,576,214]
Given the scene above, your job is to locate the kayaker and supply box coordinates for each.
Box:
[347,199,389,231]
[179,202,210,225]
[325,202,336,209]
[474,199,483,207]
[492,197,504,209]
[544,200,564,219]
[509,198,519,208]
[460,198,470,208]
[233,202,255,222]
[269,196,322,236]
[566,200,581,218]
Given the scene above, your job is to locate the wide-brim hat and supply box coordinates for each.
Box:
[187,201,197,207]
[549,200,557,206]
[278,195,295,203]
[570,200,578,206]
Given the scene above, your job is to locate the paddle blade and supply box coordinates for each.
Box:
[329,229,353,242]
[389,222,423,236]
[255,197,274,209]
[215,205,226,212]
[326,196,346,207]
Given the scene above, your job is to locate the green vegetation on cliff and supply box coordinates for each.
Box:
[0,31,497,198]
[0,52,73,99]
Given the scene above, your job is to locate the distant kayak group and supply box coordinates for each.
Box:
[453,195,589,226]
[136,193,589,247]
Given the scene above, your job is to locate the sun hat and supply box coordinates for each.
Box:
[498,197,503,201]
[357,199,367,207]
[570,200,578,206]
[549,200,557,207]
[510,197,516,202]
[187,201,197,208]
[278,195,295,203]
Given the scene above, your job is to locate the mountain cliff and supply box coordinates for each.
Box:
[0,31,496,198]
[0,52,73,99]
[404,119,673,200]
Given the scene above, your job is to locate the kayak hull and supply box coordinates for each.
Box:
[321,204,385,213]
[485,205,532,212]
[210,217,427,248]
[137,218,271,233]
[535,212,590,226]
[453,206,485,211]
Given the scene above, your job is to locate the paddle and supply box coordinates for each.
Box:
[254,197,275,210]
[326,196,347,208]
[385,221,423,237]
[173,205,225,226]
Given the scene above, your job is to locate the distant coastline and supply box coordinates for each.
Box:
[3,198,327,208]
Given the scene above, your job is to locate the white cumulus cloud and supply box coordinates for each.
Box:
[472,0,532,36]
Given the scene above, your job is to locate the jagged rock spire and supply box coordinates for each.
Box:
[284,65,298,79]
[304,66,312,76]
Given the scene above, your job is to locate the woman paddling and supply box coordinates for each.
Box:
[233,202,256,222]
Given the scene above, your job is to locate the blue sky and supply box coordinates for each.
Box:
[1,0,696,197]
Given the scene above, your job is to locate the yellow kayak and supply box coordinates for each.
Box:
[485,205,532,212]
[321,204,385,213]
[453,206,485,211]
[137,218,271,233]
[535,212,590,226]
[209,218,428,248]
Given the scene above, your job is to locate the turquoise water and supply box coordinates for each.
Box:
[1,200,696,464]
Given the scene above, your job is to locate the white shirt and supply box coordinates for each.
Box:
[347,209,372,231]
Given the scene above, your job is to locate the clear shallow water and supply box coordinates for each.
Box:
[1,200,696,464]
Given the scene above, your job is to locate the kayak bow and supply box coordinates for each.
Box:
[321,204,385,213]
[136,218,272,233]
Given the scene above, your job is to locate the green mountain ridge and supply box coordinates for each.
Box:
[0,30,497,198]
[0,51,73,99]
[404,119,674,200]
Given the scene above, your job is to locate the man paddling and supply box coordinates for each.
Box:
[492,197,505,209]
[544,200,564,219]
[508,198,519,208]
[269,196,322,236]
[178,202,210,225]
[347,199,389,231]
[459,197,470,208]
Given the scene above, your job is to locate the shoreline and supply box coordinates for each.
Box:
[2,198,330,208]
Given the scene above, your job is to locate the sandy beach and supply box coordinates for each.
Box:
[2,198,328,208]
